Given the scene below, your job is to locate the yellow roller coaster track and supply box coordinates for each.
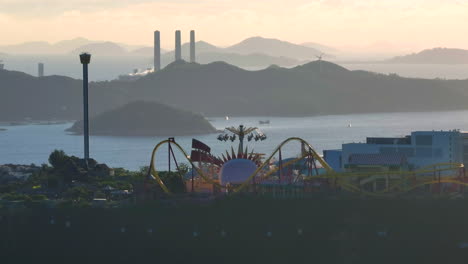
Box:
[149,137,332,194]
[149,137,466,196]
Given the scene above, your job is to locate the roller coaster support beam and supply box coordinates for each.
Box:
[191,164,194,193]
[168,138,172,172]
[167,137,181,173]
[279,147,283,184]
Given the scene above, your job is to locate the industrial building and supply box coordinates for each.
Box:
[324,130,468,173]
[190,30,196,63]
[38,63,44,77]
[154,31,161,71]
[175,30,182,61]
[152,29,196,72]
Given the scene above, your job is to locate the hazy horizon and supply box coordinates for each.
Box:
[2,0,468,53]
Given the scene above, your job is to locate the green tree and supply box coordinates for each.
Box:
[159,171,186,193]
[177,163,190,176]
[64,186,92,202]
[48,149,68,169]
[31,194,47,201]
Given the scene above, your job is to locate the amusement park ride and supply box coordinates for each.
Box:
[148,125,468,197]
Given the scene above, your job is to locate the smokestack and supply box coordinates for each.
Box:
[175,30,181,61]
[0,63,4,70]
[190,30,195,63]
[38,63,44,77]
[154,30,160,71]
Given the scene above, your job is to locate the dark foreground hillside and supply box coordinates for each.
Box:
[2,197,468,263]
[2,60,468,122]
[66,101,217,136]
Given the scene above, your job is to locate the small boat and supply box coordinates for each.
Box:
[348,123,352,128]
[259,120,270,125]
[225,116,229,121]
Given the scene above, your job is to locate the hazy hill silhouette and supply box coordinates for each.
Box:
[301,42,338,54]
[0,36,333,75]
[0,38,143,55]
[182,41,221,56]
[131,47,168,56]
[2,60,468,122]
[226,37,325,60]
[70,42,128,56]
[160,40,302,67]
[66,101,217,136]
[0,41,55,55]
[194,52,301,67]
[160,41,221,62]
[0,38,95,54]
[388,48,468,64]
[54,38,96,53]
[160,38,327,65]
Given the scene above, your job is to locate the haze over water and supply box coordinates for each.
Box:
[2,110,468,171]
[4,56,468,81]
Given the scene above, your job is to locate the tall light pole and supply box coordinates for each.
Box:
[79,53,91,168]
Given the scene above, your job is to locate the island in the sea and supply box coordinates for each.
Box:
[66,101,217,136]
[387,47,468,64]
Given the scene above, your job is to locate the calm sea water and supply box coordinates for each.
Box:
[342,63,468,80]
[2,111,468,171]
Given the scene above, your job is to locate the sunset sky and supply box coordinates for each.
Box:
[1,0,467,51]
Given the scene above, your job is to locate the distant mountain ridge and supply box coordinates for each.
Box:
[387,48,468,64]
[130,47,168,56]
[70,42,128,56]
[0,38,145,55]
[2,60,468,122]
[157,38,321,68]
[194,52,302,67]
[301,42,338,54]
[0,36,334,72]
[226,37,326,60]
[1,36,330,59]
[0,38,96,54]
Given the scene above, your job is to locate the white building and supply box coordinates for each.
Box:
[339,130,467,171]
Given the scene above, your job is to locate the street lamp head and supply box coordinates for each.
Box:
[79,53,91,64]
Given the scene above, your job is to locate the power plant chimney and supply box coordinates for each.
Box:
[190,30,195,63]
[38,62,44,77]
[154,30,160,71]
[175,30,182,61]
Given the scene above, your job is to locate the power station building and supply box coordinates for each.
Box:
[38,63,44,77]
[154,31,161,71]
[324,130,468,173]
[153,30,197,71]
[190,30,195,63]
[175,30,182,61]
